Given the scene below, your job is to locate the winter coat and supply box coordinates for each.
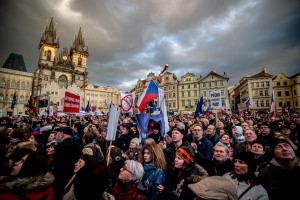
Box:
[193,137,214,164]
[259,157,300,200]
[163,162,209,200]
[204,158,234,176]
[0,172,54,200]
[223,172,269,200]
[141,163,165,200]
[112,180,147,200]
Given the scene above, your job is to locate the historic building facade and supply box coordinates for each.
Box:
[200,71,230,113]
[32,17,89,112]
[233,68,273,112]
[178,72,200,114]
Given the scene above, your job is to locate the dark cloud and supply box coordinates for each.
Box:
[1,0,299,92]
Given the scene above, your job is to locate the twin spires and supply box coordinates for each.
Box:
[39,17,89,57]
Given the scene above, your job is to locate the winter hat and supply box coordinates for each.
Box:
[188,176,237,200]
[251,140,265,151]
[234,152,256,172]
[259,122,270,128]
[55,126,73,135]
[235,126,243,135]
[18,151,49,177]
[172,127,185,135]
[153,123,160,130]
[270,138,295,153]
[130,137,140,148]
[176,147,194,165]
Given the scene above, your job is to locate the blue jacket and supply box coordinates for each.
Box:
[142,163,165,200]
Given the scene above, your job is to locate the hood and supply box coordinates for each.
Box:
[0,172,54,192]
[186,163,209,183]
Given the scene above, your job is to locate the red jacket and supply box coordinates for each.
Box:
[112,180,147,200]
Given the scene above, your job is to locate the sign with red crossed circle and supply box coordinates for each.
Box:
[121,93,133,113]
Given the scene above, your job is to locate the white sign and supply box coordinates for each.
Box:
[121,93,134,113]
[210,90,222,109]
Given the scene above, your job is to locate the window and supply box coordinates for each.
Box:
[11,81,16,88]
[78,57,82,66]
[173,102,175,107]
[19,95,25,103]
[278,91,282,97]
[203,83,206,87]
[256,101,259,107]
[173,93,175,98]
[260,101,264,107]
[277,82,280,86]
[256,83,259,87]
[259,91,263,96]
[294,90,296,95]
[188,85,190,89]
[221,90,224,95]
[194,90,197,96]
[203,91,206,97]
[47,50,51,60]
[194,84,197,88]
[266,101,269,107]
[266,82,270,86]
[254,91,258,96]
[188,100,191,107]
[181,92,184,97]
[21,82,25,89]
[0,79,5,87]
[264,90,268,96]
[181,85,184,89]
[169,103,172,108]
[173,85,175,89]
[0,94,3,102]
[279,101,283,107]
[188,92,191,97]
[283,82,287,86]
[169,93,171,98]
[261,82,264,87]
[181,100,185,106]
[58,75,68,89]
[285,91,289,96]
[295,100,298,106]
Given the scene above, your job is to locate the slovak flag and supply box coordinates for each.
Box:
[270,89,276,115]
[245,99,251,108]
[282,103,288,115]
[205,107,210,116]
[85,100,92,112]
[137,80,159,113]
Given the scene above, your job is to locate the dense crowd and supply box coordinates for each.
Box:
[0,111,299,200]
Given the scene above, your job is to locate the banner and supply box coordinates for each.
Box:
[121,93,134,113]
[106,103,120,141]
[210,90,221,109]
[63,92,80,113]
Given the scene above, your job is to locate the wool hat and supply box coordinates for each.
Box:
[270,138,295,153]
[176,147,194,165]
[153,123,160,130]
[55,126,73,135]
[251,139,266,151]
[235,126,243,135]
[259,122,270,128]
[130,137,140,148]
[172,127,185,135]
[234,152,256,171]
[188,176,237,200]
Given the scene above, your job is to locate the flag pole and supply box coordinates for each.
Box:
[106,140,113,167]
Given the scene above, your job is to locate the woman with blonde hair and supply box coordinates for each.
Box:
[138,143,166,200]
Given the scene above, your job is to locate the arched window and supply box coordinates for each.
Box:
[0,94,3,102]
[21,82,25,89]
[19,95,25,103]
[78,57,82,66]
[0,79,5,87]
[47,50,52,60]
[17,81,20,88]
[10,94,16,102]
[44,51,47,57]
[11,81,16,88]
[58,75,68,88]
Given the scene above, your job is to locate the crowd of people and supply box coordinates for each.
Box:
[0,111,299,200]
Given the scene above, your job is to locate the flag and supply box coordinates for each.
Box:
[245,99,251,108]
[195,96,203,117]
[148,101,156,113]
[11,92,17,109]
[282,103,288,114]
[137,80,159,113]
[160,99,169,136]
[270,89,276,115]
[85,100,92,112]
[32,126,40,135]
[205,107,210,116]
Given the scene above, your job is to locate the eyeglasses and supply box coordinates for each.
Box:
[121,165,134,176]
[193,129,202,131]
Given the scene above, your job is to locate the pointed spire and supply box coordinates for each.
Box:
[70,27,88,57]
[39,17,59,49]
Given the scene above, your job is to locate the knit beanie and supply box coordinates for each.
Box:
[234,152,256,172]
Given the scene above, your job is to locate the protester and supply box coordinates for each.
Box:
[124,137,140,161]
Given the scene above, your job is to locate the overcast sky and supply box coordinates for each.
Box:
[1,0,299,92]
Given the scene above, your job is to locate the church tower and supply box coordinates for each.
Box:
[32,17,89,111]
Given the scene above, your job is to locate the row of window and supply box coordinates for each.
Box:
[181,100,226,107]
[202,81,225,87]
[250,81,270,88]
[0,94,27,103]
[0,79,30,89]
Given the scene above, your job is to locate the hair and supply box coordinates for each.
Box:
[214,142,230,155]
[80,154,100,167]
[139,143,167,171]
[125,160,144,182]
[83,132,96,144]
[18,151,49,177]
[176,146,195,168]
[10,128,27,141]
[144,138,156,145]
[16,141,36,151]
[74,163,112,200]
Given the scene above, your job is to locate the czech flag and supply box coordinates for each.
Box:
[282,103,288,114]
[245,99,251,108]
[137,80,159,113]
[85,100,92,112]
[32,126,40,135]
[205,107,210,116]
[270,89,276,115]
[11,92,17,109]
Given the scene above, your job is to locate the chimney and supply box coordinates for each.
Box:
[262,67,267,73]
